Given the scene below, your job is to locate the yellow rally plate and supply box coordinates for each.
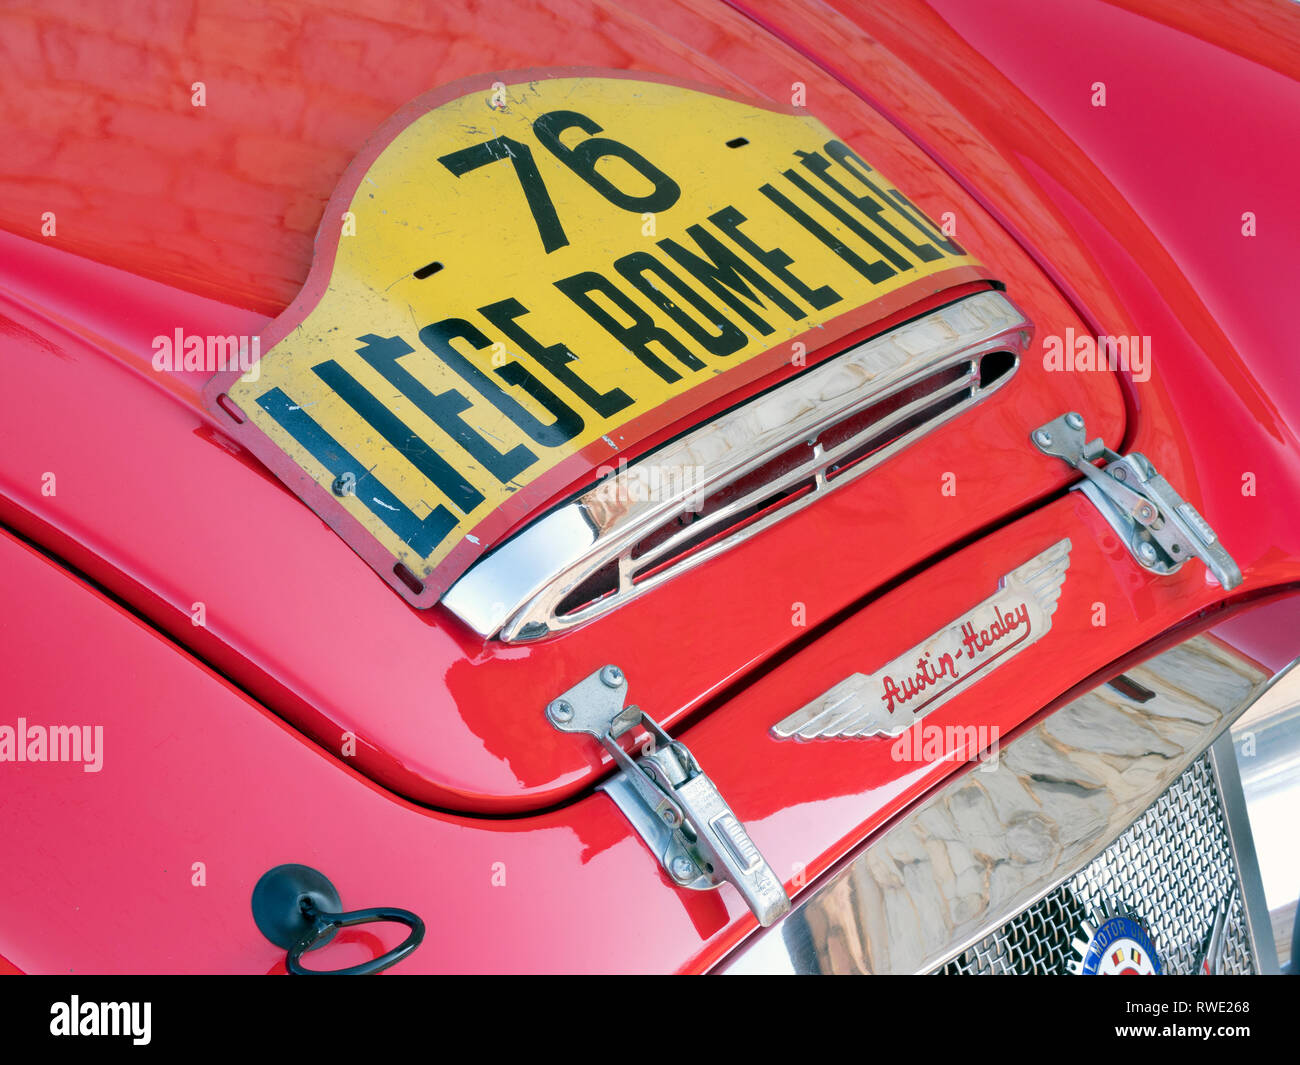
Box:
[205,70,984,606]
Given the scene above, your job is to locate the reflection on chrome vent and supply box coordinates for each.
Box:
[556,361,989,620]
[443,291,1030,641]
[939,754,1256,975]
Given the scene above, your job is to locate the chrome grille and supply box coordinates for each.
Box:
[940,754,1255,974]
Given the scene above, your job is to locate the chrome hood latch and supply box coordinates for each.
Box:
[1031,412,1242,589]
[546,666,790,927]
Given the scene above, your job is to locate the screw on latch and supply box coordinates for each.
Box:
[1034,429,1053,447]
[548,699,574,724]
[600,665,623,688]
[655,798,680,827]
[1065,412,1084,430]
[332,471,357,497]
[1137,541,1159,565]
[671,856,695,882]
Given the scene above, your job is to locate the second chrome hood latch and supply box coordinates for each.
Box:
[1031,412,1242,589]
[546,666,791,927]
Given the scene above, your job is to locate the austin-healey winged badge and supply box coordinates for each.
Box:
[773,539,1072,740]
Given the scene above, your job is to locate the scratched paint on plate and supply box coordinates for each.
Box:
[206,72,984,605]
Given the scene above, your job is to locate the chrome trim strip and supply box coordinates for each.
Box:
[1211,720,1285,974]
[443,291,1030,641]
[437,503,598,638]
[720,636,1278,974]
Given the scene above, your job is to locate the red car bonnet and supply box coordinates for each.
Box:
[0,0,1127,811]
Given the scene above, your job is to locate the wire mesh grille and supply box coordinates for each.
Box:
[940,753,1255,974]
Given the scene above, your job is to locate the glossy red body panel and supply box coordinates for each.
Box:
[2,501,1294,975]
[2,0,1299,973]
[0,0,1130,808]
[0,228,1122,809]
[729,0,1300,430]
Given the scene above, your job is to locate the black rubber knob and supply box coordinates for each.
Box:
[251,863,425,975]
[251,863,343,950]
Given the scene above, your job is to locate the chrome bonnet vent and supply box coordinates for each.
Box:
[443,290,1030,641]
